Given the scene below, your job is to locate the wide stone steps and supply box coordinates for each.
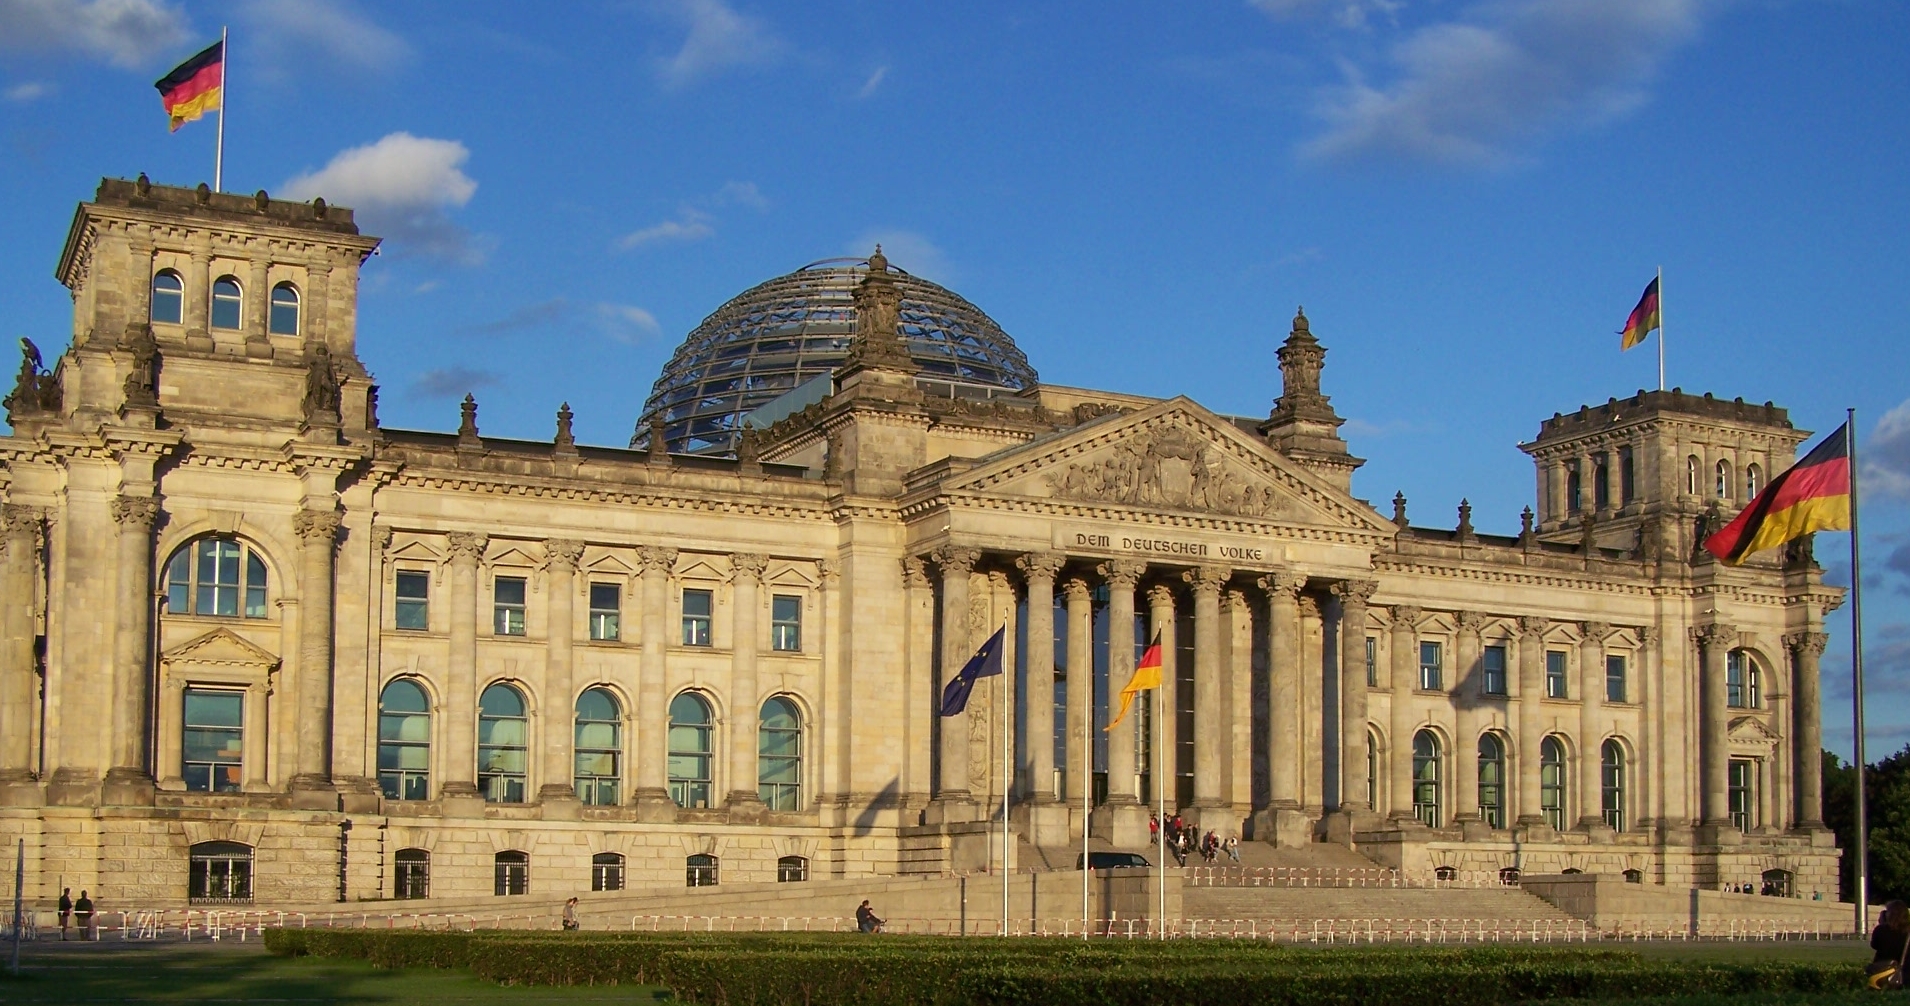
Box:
[1184,885,1579,925]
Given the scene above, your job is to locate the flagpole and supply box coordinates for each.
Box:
[1849,407,1868,934]
[1656,266,1664,391]
[1001,645,1010,937]
[214,25,227,193]
[1081,665,1091,940]
[1155,681,1165,939]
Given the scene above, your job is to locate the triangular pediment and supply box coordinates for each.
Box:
[1728,716,1781,743]
[389,540,441,563]
[489,546,537,569]
[676,558,726,582]
[161,627,280,669]
[938,397,1395,535]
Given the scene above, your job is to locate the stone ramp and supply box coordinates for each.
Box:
[1184,885,1579,926]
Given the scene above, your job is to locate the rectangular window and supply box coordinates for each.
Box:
[1545,650,1569,699]
[1606,654,1628,703]
[771,594,802,652]
[1593,453,1611,510]
[1619,446,1636,504]
[1726,650,1758,708]
[182,689,244,793]
[589,583,621,641]
[394,571,429,631]
[1728,758,1756,833]
[1418,640,1443,691]
[493,576,527,636]
[1364,637,1378,688]
[1482,645,1509,696]
[591,855,625,892]
[1566,461,1583,513]
[682,588,713,646]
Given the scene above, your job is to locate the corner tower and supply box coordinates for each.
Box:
[1259,308,1362,491]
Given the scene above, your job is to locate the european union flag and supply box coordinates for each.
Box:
[937,626,1005,717]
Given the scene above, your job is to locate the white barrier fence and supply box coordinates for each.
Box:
[1185,866,1519,889]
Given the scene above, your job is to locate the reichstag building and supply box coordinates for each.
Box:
[0,177,1840,906]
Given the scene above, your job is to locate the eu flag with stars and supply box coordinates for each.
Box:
[938,626,1005,717]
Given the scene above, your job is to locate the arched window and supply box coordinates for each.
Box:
[592,852,625,892]
[1716,459,1733,499]
[189,841,253,903]
[268,282,300,335]
[478,683,528,803]
[668,692,713,808]
[394,848,429,899]
[494,851,528,896]
[1727,650,1760,708]
[1619,446,1636,504]
[777,855,808,882]
[1477,733,1507,830]
[686,853,718,887]
[574,687,621,806]
[1601,739,1627,832]
[1566,460,1582,513]
[1366,730,1379,811]
[1540,736,1568,831]
[377,678,431,801]
[1411,730,1442,828]
[1686,456,1700,495]
[151,270,184,324]
[164,536,269,618]
[1746,463,1762,498]
[211,276,243,330]
[758,696,801,811]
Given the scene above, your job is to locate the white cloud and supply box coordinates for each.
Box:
[848,230,953,285]
[1865,398,1910,502]
[655,0,782,88]
[4,81,49,102]
[713,180,769,211]
[240,0,408,74]
[281,132,481,263]
[619,209,715,249]
[1301,0,1709,168]
[856,65,888,99]
[0,0,188,67]
[597,303,663,344]
[1250,0,1400,31]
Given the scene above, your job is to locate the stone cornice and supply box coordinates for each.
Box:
[907,492,1391,548]
[385,470,833,522]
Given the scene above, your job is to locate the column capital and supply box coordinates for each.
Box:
[446,531,488,563]
[1097,559,1147,588]
[1014,551,1066,583]
[1225,588,1248,611]
[1390,604,1422,626]
[1062,577,1091,601]
[545,538,586,573]
[1145,583,1175,608]
[1454,609,1487,634]
[1693,622,1738,644]
[636,545,678,574]
[1784,631,1829,657]
[1182,564,1232,594]
[818,557,841,582]
[1517,615,1549,639]
[901,555,930,588]
[1579,621,1612,642]
[1330,578,1377,605]
[730,552,769,582]
[987,569,1013,592]
[1257,570,1306,598]
[111,495,160,531]
[932,546,982,576]
[1638,623,1659,646]
[293,507,343,546]
[369,524,394,555]
[1,503,42,537]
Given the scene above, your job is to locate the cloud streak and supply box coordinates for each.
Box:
[655,0,782,88]
[1865,397,1910,502]
[281,132,481,263]
[619,209,715,249]
[240,0,408,75]
[411,366,498,399]
[1301,0,1710,168]
[0,0,189,67]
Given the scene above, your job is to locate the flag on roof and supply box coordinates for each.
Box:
[1620,276,1661,351]
[155,41,223,132]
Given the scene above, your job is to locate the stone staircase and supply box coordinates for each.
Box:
[1184,884,1579,926]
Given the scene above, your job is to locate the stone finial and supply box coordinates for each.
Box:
[838,246,917,376]
[313,197,327,219]
[457,394,480,446]
[737,424,762,476]
[3,337,59,421]
[647,417,670,466]
[1456,498,1474,539]
[1519,506,1536,548]
[254,189,269,211]
[868,244,889,273]
[554,402,576,453]
[1392,491,1408,528]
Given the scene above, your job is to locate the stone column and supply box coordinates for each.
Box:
[289,507,342,806]
[1785,631,1827,828]
[1515,616,1548,829]
[156,676,186,789]
[633,546,678,820]
[1062,577,1091,823]
[1453,610,1485,834]
[0,506,41,788]
[1387,605,1420,821]
[929,546,981,820]
[104,495,160,804]
[540,539,585,810]
[727,553,768,817]
[902,557,934,803]
[1016,554,1064,803]
[1185,565,1230,825]
[1095,559,1148,847]
[243,680,270,792]
[1145,584,1176,808]
[1259,572,1305,815]
[244,258,271,358]
[1636,625,1661,831]
[1330,580,1376,820]
[441,532,487,806]
[1698,623,1736,831]
[185,243,211,349]
[1577,622,1610,832]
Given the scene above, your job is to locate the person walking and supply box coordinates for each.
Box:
[855,900,884,933]
[562,897,580,931]
[1224,836,1241,863]
[57,888,71,941]
[74,890,94,941]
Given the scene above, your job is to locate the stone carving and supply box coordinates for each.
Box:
[457,394,480,446]
[1638,624,1659,647]
[1062,577,1091,601]
[120,323,159,407]
[1044,423,1289,518]
[111,495,160,530]
[292,508,343,545]
[4,338,60,419]
[731,552,769,582]
[1517,615,1549,639]
[369,524,393,554]
[554,403,575,452]
[840,246,916,374]
[1257,571,1306,599]
[901,555,929,588]
[302,343,341,423]
[1519,506,1536,548]
[736,424,762,475]
[1145,583,1175,609]
[1784,631,1828,657]
[1097,559,1147,588]
[1579,621,1612,641]
[1183,564,1232,593]
[1071,402,1126,424]
[446,532,489,563]
[1391,604,1422,627]
[1454,610,1486,633]
[636,545,679,575]
[1457,499,1474,539]
[817,557,840,581]
[1331,579,1377,606]
[932,546,981,577]
[1392,492,1408,527]
[1695,622,1738,646]
[1014,552,1065,583]
[545,539,586,573]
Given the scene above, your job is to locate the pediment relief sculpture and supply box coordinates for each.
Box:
[1041,423,1297,520]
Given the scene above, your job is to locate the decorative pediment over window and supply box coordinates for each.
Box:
[675,557,727,582]
[1728,715,1781,754]
[161,627,281,672]
[937,396,1395,536]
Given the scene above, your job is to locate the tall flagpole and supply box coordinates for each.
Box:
[1081,666,1091,939]
[1001,654,1010,937]
[213,25,227,193]
[1849,408,1869,934]
[1154,682,1165,939]
[1656,266,1665,391]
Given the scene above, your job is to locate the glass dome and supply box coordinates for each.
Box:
[635,255,1039,456]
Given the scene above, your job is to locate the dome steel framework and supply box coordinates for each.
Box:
[635,256,1039,456]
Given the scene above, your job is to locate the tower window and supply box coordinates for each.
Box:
[269,283,300,336]
[1566,460,1583,513]
[1593,453,1610,510]
[1745,463,1762,498]
[1606,654,1628,703]
[1619,446,1636,504]
[1686,456,1700,495]
[151,270,184,325]
[164,537,269,619]
[1716,460,1733,499]
[211,276,242,330]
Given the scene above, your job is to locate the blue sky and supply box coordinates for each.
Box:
[4,0,1908,759]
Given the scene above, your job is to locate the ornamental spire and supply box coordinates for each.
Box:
[838,245,917,377]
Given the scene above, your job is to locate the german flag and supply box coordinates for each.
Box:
[1704,423,1851,564]
[1620,276,1660,351]
[155,41,223,132]
[1106,631,1165,731]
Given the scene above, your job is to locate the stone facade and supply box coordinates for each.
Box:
[0,177,1843,909]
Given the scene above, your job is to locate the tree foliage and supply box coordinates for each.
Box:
[1822,743,1910,904]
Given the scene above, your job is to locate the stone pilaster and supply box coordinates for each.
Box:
[289,507,343,809]
[0,506,42,794]
[1062,577,1092,835]
[1515,616,1548,831]
[539,539,585,814]
[1577,622,1611,834]
[1785,630,1828,829]
[1387,605,1421,822]
[1453,610,1487,837]
[902,556,934,804]
[1145,583,1176,808]
[726,552,768,820]
[102,494,159,805]
[925,546,981,824]
[1258,572,1305,820]
[633,545,678,821]
[440,532,488,811]
[1015,553,1064,802]
[1328,579,1375,833]
[1184,564,1230,829]
[1696,622,1737,840]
